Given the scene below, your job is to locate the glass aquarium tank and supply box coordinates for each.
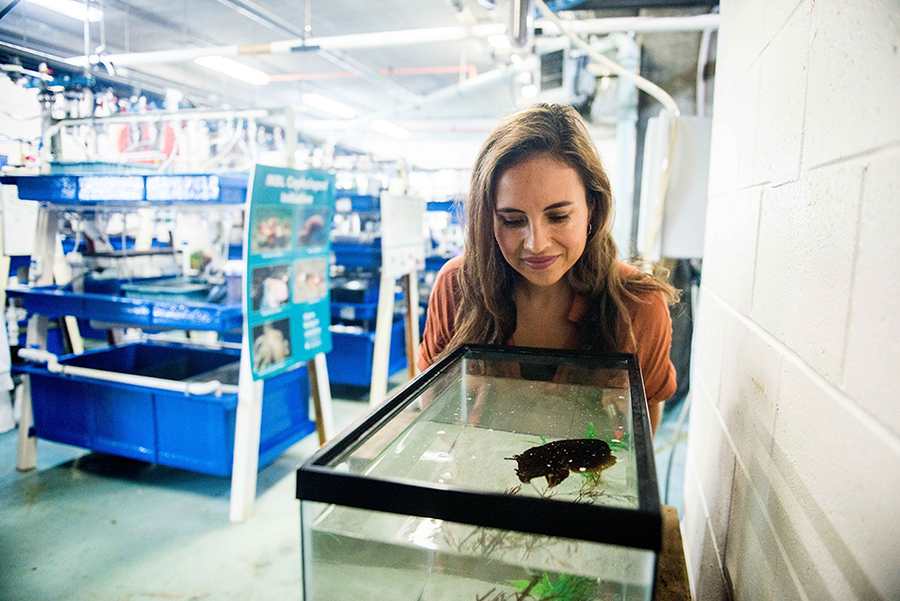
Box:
[296,345,662,601]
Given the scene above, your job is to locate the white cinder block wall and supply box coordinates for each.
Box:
[683,1,900,599]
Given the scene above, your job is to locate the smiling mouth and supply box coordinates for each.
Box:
[522,256,558,270]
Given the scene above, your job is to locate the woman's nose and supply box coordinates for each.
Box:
[524,222,549,252]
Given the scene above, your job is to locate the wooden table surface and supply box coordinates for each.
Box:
[655,505,692,600]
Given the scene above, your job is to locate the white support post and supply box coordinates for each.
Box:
[369,272,396,407]
[229,333,264,523]
[307,353,334,445]
[402,272,420,380]
[16,207,57,472]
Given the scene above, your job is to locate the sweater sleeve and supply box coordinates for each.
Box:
[416,255,462,372]
[629,290,677,406]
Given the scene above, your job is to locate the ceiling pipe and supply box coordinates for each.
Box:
[542,13,720,36]
[269,64,478,83]
[300,59,532,134]
[47,107,271,126]
[208,0,422,104]
[64,14,719,68]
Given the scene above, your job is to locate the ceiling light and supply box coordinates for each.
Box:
[25,0,102,22]
[487,34,511,49]
[521,84,538,98]
[301,93,357,119]
[370,120,409,139]
[194,56,270,86]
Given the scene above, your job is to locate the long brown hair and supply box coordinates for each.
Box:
[444,103,676,356]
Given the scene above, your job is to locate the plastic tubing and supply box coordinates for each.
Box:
[18,348,239,397]
[534,0,680,260]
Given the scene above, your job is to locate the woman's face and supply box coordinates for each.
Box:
[492,153,591,290]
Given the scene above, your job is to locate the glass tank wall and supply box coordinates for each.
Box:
[297,345,662,601]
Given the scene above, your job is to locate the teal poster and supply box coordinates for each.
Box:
[245,164,334,380]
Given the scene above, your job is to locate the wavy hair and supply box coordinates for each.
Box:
[443,103,677,356]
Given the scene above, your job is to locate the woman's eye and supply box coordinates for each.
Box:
[548,214,570,223]
[500,218,525,227]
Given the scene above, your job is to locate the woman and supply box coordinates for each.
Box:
[417,103,677,433]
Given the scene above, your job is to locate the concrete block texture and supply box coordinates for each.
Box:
[717,314,782,501]
[752,162,864,382]
[754,1,811,186]
[764,0,806,41]
[717,0,767,94]
[682,463,707,587]
[696,519,731,601]
[707,79,743,200]
[724,467,778,601]
[843,150,900,436]
[683,468,732,601]
[691,287,729,401]
[772,357,900,600]
[684,384,735,557]
[804,0,900,168]
[737,64,761,190]
[701,189,760,314]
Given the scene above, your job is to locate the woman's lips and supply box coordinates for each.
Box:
[522,255,558,270]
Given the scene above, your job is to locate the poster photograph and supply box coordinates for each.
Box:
[251,264,291,313]
[293,257,328,304]
[251,318,292,373]
[251,206,293,253]
[296,206,330,248]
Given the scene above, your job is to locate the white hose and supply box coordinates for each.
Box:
[18,348,239,397]
[535,0,680,117]
[534,0,680,261]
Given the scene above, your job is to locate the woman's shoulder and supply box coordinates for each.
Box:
[614,261,670,313]
[438,253,464,276]
[429,253,465,302]
[614,260,641,279]
[433,253,464,291]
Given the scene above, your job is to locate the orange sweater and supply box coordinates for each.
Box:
[416,255,677,406]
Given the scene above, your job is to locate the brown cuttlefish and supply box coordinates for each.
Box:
[506,439,617,488]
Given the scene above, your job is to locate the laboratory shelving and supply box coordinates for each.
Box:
[328,191,409,387]
[0,171,316,481]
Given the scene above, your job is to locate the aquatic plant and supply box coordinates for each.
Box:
[509,572,597,600]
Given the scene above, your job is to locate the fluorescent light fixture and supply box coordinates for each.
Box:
[301,93,357,119]
[521,84,538,98]
[25,0,102,22]
[487,34,511,49]
[194,56,270,86]
[370,119,409,139]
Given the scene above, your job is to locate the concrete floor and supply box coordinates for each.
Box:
[0,381,687,601]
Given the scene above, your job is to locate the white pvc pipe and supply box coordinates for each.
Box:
[696,16,716,118]
[535,0,680,118]
[52,107,269,126]
[533,0,680,261]
[539,13,720,36]
[298,62,525,130]
[64,15,718,68]
[18,348,239,397]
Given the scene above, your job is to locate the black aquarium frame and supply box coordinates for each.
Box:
[296,344,663,552]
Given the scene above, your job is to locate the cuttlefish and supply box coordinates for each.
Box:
[507,439,617,488]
